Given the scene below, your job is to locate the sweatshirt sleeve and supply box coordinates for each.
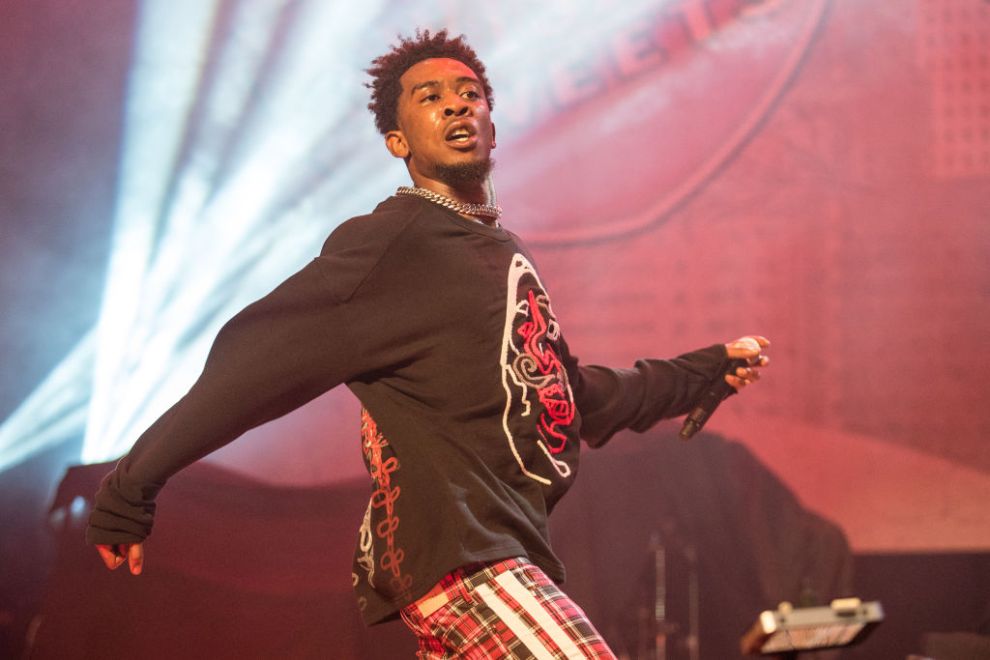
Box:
[570,344,730,448]
[85,207,418,547]
[85,259,370,546]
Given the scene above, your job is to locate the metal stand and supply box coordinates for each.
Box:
[644,523,701,660]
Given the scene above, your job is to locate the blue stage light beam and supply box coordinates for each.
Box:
[81,0,407,463]
[0,333,94,471]
[81,0,221,464]
[0,0,398,472]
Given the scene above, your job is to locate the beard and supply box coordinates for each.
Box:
[433,157,495,188]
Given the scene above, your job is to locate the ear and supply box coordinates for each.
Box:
[491,122,497,149]
[385,130,409,159]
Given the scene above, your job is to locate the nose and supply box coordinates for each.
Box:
[443,94,470,117]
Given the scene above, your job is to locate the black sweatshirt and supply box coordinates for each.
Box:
[86,194,729,624]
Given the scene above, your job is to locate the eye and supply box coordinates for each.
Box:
[463,90,481,100]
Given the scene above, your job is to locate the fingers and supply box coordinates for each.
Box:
[95,543,143,574]
[725,373,753,390]
[96,544,124,570]
[128,543,144,575]
[723,335,770,391]
[725,364,764,390]
[725,335,771,361]
[735,365,761,382]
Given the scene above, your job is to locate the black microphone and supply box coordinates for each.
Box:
[679,359,747,440]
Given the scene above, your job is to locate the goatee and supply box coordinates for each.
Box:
[434,157,495,187]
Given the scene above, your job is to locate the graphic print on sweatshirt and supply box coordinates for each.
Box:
[500,253,577,486]
[354,407,412,609]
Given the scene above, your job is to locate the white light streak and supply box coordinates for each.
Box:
[0,333,94,471]
[83,0,398,462]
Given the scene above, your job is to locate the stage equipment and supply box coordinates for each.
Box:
[740,598,883,656]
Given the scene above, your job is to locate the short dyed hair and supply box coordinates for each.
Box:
[366,29,495,136]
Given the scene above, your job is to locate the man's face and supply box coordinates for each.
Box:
[386,58,496,188]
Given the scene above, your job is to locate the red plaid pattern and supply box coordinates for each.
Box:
[399,558,616,659]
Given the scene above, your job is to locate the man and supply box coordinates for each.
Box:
[88,30,769,658]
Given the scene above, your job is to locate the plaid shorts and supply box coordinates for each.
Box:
[399,557,617,659]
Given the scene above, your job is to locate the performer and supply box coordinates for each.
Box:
[87,30,769,659]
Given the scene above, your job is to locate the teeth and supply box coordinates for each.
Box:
[447,126,473,141]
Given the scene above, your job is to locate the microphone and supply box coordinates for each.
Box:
[679,359,747,440]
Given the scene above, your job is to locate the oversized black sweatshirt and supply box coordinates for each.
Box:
[86,194,730,624]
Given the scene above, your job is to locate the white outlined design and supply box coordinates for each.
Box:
[499,254,575,486]
[356,500,375,589]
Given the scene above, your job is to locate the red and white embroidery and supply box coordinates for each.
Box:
[359,408,413,602]
[499,254,576,485]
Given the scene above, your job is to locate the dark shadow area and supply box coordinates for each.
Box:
[17,428,855,659]
[1,427,987,659]
[844,553,990,660]
[0,437,81,660]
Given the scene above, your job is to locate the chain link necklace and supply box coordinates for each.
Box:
[396,186,502,224]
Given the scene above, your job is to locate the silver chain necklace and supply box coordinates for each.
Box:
[396,186,502,224]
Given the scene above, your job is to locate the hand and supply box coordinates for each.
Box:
[96,543,144,575]
[724,335,770,391]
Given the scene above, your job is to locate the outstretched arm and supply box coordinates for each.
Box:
[572,335,770,447]
[86,207,428,574]
[86,259,368,571]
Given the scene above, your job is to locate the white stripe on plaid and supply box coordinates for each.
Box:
[475,581,554,660]
[400,558,617,658]
[493,570,587,659]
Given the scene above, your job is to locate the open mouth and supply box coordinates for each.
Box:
[444,123,478,146]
